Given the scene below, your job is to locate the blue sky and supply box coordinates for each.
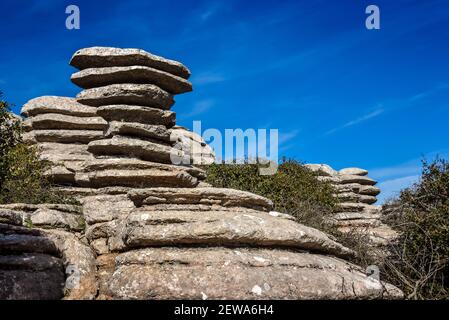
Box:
[1,0,448,202]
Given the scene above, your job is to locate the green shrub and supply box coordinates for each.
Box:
[382,158,449,299]
[204,159,338,230]
[0,93,22,188]
[0,94,76,205]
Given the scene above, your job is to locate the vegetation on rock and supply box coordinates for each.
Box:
[205,159,338,231]
[0,93,76,204]
[382,158,449,299]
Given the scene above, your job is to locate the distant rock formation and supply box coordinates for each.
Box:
[305,164,397,246]
[1,47,401,300]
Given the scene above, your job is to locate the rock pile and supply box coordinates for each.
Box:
[305,164,397,245]
[1,47,402,300]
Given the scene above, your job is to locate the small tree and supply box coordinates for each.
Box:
[0,92,22,189]
[382,158,449,299]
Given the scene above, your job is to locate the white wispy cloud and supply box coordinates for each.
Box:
[324,108,384,135]
[183,99,215,118]
[377,175,420,204]
[279,129,300,145]
[191,72,226,85]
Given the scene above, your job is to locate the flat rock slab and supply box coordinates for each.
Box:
[86,169,199,188]
[0,253,65,300]
[338,174,377,186]
[336,202,381,213]
[106,247,402,299]
[122,208,354,258]
[21,96,97,118]
[105,121,171,142]
[128,187,273,211]
[23,130,104,144]
[24,114,107,131]
[80,158,205,179]
[82,194,135,224]
[97,105,175,127]
[336,192,377,204]
[339,168,368,176]
[304,164,337,176]
[334,183,381,196]
[88,136,181,164]
[70,46,191,79]
[72,66,192,94]
[76,83,174,109]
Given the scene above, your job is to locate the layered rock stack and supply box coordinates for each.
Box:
[1,47,402,300]
[305,164,397,245]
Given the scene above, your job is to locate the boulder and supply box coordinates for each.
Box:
[105,121,170,142]
[0,253,65,300]
[24,114,107,131]
[23,130,103,144]
[128,187,273,211]
[86,169,199,188]
[70,46,191,79]
[71,66,192,94]
[336,192,377,205]
[21,96,97,117]
[76,83,174,109]
[339,174,377,186]
[82,194,135,224]
[359,185,381,196]
[97,105,175,127]
[121,208,354,258]
[105,247,402,299]
[304,164,337,176]
[339,168,368,176]
[87,135,182,164]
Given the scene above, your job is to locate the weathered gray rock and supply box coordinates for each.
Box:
[70,46,191,79]
[105,247,402,299]
[97,105,175,127]
[24,114,107,131]
[339,174,377,186]
[121,208,354,258]
[80,158,205,180]
[336,192,377,205]
[339,168,369,176]
[82,194,135,224]
[88,136,182,164]
[23,130,103,144]
[21,96,97,117]
[359,185,381,196]
[337,202,381,213]
[0,253,65,300]
[105,121,170,142]
[171,126,216,165]
[76,84,174,109]
[72,66,192,94]
[128,187,273,211]
[304,164,338,176]
[86,169,199,188]
[43,230,97,300]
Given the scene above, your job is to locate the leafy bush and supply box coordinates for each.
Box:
[382,158,449,299]
[0,93,76,204]
[0,93,22,188]
[204,159,338,230]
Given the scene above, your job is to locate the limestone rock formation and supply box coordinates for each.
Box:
[1,47,403,300]
[305,164,397,245]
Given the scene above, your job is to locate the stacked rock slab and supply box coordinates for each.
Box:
[70,47,208,189]
[305,164,397,245]
[2,47,402,299]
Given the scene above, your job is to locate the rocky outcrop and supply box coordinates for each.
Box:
[305,164,397,245]
[2,47,402,300]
